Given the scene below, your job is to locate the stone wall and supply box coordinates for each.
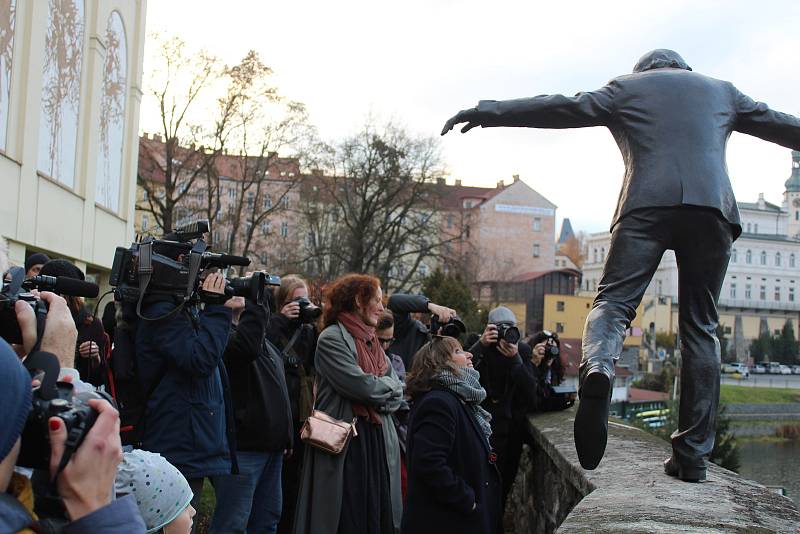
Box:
[505,407,800,533]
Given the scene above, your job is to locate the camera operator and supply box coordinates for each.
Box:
[39,259,108,389]
[266,275,319,534]
[387,292,457,369]
[529,331,576,412]
[1,290,146,532]
[469,306,540,508]
[135,270,236,527]
[216,280,293,534]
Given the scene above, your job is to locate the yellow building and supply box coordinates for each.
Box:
[1,0,147,284]
[543,294,643,347]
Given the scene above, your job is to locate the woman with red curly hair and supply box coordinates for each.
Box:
[294,274,404,534]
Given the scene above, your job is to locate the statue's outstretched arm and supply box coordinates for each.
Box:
[733,85,800,150]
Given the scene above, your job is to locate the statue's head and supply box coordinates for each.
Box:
[633,49,692,73]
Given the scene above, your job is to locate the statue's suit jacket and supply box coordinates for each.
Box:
[476,68,800,239]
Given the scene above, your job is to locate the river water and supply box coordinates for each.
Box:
[736,440,800,506]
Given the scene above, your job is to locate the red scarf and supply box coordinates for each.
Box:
[338,312,388,424]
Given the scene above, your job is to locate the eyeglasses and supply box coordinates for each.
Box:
[378,337,395,345]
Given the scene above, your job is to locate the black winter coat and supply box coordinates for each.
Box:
[264,312,317,423]
[387,293,430,370]
[224,301,293,452]
[469,341,540,422]
[402,388,502,534]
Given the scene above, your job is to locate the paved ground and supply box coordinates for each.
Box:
[721,373,800,389]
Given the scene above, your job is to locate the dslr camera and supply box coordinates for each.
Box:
[17,351,114,470]
[541,330,560,359]
[0,267,99,344]
[430,314,466,339]
[495,323,521,345]
[110,220,280,318]
[293,296,322,324]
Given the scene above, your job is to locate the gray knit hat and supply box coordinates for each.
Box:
[488,306,517,325]
[115,449,193,533]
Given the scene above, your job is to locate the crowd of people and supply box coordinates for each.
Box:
[1,236,574,534]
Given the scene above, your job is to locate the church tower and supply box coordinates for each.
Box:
[783,151,800,239]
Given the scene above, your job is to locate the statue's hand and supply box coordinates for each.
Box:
[441,107,480,136]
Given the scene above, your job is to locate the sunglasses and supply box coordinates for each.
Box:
[378,337,395,345]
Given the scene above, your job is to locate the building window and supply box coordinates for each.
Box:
[556,322,564,334]
[533,243,540,257]
[747,223,751,233]
[600,247,605,261]
[657,279,663,294]
[259,252,268,265]
[760,251,767,265]
[760,285,766,300]
[533,217,541,232]
[95,11,127,212]
[724,326,732,335]
[776,252,781,266]
[791,254,796,268]
[775,287,781,301]
[261,221,272,235]
[280,221,288,237]
[730,283,736,299]
[746,250,752,264]
[228,187,236,200]
[796,211,799,221]
[263,195,271,209]
[247,191,254,208]
[38,0,85,188]
[556,301,565,312]
[754,223,758,233]
[731,249,737,263]
[141,215,148,231]
[790,287,795,302]
[446,214,453,229]
[0,0,17,151]
[281,195,289,208]
[745,284,752,299]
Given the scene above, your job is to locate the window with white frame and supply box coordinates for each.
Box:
[731,249,737,263]
[533,217,541,231]
[791,254,796,268]
[533,243,540,257]
[745,284,752,299]
[746,250,752,264]
[760,251,767,265]
[280,221,288,237]
[730,283,736,299]
[776,252,781,266]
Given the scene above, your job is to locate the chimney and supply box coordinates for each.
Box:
[268,151,278,158]
[512,174,520,182]
[141,132,149,140]
[455,179,462,186]
[758,192,766,209]
[153,133,162,143]
[436,177,446,185]
[497,180,504,189]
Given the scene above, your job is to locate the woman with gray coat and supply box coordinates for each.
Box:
[294,274,404,534]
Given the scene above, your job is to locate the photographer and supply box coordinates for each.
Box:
[266,275,319,534]
[135,271,235,525]
[529,331,575,412]
[469,307,540,507]
[387,293,457,369]
[40,259,108,389]
[218,284,293,533]
[1,289,145,532]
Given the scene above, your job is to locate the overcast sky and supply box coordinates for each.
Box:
[143,0,800,235]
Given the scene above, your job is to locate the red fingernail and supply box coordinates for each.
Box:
[49,419,60,431]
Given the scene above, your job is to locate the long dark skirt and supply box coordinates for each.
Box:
[338,418,394,534]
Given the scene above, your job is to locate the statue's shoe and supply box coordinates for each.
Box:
[574,370,611,470]
[664,456,706,482]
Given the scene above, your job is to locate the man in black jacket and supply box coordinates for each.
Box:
[214,291,293,533]
[470,306,539,507]
[387,293,457,369]
[443,49,800,482]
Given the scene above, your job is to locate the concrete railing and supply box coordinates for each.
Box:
[506,407,800,533]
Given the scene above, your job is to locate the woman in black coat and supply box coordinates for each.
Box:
[402,336,502,534]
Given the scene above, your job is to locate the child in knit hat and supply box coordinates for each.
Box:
[115,449,196,534]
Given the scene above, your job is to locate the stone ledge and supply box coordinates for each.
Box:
[511,406,800,533]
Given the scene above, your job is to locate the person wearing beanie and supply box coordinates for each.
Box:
[0,338,146,533]
[24,252,50,278]
[468,306,540,507]
[115,449,196,534]
[40,259,109,389]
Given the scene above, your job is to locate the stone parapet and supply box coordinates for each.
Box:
[506,407,800,533]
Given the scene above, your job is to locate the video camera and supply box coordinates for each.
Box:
[0,267,99,344]
[109,220,280,318]
[430,314,466,339]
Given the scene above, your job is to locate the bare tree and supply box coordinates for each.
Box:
[299,118,460,291]
[559,231,586,268]
[137,34,220,233]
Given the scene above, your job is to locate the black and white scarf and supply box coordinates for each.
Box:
[437,367,493,443]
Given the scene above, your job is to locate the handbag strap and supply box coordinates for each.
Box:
[310,380,358,432]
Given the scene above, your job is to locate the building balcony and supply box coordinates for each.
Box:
[717,298,800,312]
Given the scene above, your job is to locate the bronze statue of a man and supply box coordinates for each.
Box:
[443,49,800,481]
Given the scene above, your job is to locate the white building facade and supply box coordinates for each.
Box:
[581,151,800,360]
[1,0,147,283]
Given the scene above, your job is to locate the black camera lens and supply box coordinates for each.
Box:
[496,324,521,345]
[294,297,322,323]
